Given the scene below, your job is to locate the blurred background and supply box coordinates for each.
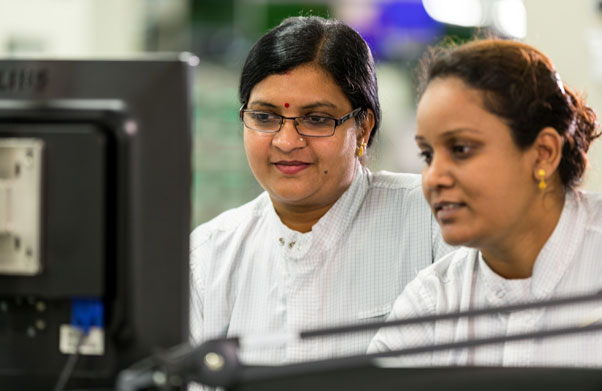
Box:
[1,0,601,228]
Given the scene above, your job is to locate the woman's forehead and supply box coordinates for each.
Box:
[248,65,350,109]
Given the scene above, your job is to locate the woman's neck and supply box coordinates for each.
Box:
[272,201,336,233]
[481,190,566,279]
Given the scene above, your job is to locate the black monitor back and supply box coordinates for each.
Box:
[0,55,194,390]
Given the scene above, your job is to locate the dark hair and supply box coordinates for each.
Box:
[418,39,601,189]
[239,16,381,146]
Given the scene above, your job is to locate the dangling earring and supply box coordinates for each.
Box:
[356,140,367,157]
[538,169,547,190]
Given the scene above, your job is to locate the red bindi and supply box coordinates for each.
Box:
[284,103,290,108]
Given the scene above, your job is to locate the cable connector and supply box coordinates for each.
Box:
[70,298,104,335]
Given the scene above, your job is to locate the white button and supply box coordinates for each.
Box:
[278,238,285,246]
[496,290,505,298]
[288,241,296,248]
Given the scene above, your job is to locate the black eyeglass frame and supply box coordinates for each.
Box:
[239,106,363,137]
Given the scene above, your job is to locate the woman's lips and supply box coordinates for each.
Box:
[274,161,310,175]
[433,201,466,221]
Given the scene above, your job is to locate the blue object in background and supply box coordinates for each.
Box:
[351,0,443,61]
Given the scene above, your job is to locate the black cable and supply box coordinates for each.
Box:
[242,321,602,382]
[53,329,86,391]
[299,289,602,339]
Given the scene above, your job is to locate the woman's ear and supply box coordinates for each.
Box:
[357,108,375,144]
[532,126,563,183]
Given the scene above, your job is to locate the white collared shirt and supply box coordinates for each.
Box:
[369,191,602,367]
[190,165,451,364]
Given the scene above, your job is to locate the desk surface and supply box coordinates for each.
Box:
[230,366,602,391]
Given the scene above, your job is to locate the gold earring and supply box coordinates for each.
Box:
[538,169,547,190]
[356,141,367,157]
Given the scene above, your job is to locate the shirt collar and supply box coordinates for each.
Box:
[478,251,531,305]
[311,164,370,250]
[530,190,585,299]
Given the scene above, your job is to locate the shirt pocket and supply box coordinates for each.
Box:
[357,302,393,320]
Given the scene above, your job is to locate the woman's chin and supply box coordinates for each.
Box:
[269,191,317,208]
[441,229,478,248]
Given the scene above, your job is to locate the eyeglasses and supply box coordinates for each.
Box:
[239,106,363,137]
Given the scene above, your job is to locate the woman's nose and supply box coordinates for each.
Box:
[423,153,453,191]
[272,119,306,151]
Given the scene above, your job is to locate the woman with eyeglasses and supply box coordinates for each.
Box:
[369,39,602,367]
[189,16,451,364]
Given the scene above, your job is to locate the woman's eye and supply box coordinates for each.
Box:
[252,112,278,122]
[306,116,329,124]
[451,145,472,157]
[419,150,433,165]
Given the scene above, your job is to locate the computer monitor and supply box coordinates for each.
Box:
[0,54,195,390]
